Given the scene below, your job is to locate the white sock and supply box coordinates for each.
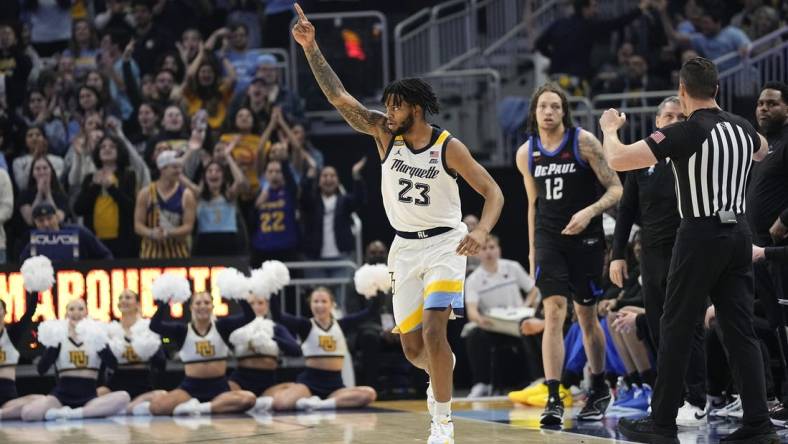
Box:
[65,407,84,420]
[196,402,211,415]
[295,396,320,411]
[252,396,273,412]
[434,400,451,418]
[313,398,337,410]
[173,399,200,416]
[132,401,151,417]
[44,407,67,421]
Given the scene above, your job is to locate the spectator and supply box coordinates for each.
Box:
[131,0,175,76]
[155,50,186,84]
[148,68,177,110]
[464,234,540,398]
[19,88,68,156]
[226,0,265,50]
[192,143,249,257]
[18,22,44,84]
[84,69,120,118]
[19,155,70,227]
[94,0,135,35]
[63,18,99,77]
[20,202,112,261]
[25,0,72,57]
[220,106,265,200]
[249,158,299,266]
[144,104,189,171]
[127,101,160,154]
[300,157,367,272]
[12,125,65,193]
[178,28,202,66]
[281,120,324,172]
[133,150,196,258]
[99,29,139,121]
[64,116,105,195]
[74,134,139,258]
[535,0,651,94]
[182,47,236,130]
[66,85,106,138]
[253,54,304,121]
[0,23,33,111]
[225,23,267,94]
[731,0,764,38]
[0,167,12,263]
[601,54,669,106]
[463,213,482,274]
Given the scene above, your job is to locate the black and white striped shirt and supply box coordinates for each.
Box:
[645,108,760,218]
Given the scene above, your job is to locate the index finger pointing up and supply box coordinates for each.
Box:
[294,3,307,21]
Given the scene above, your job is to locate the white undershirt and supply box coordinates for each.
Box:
[321,194,340,258]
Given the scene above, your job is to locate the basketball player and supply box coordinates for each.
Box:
[514,83,622,426]
[292,5,504,443]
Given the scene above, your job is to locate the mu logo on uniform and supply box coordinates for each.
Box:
[195,340,215,357]
[318,335,337,352]
[123,346,141,363]
[69,350,88,368]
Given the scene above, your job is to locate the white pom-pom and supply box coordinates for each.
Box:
[37,319,67,348]
[249,318,278,356]
[108,336,126,359]
[261,261,290,293]
[247,268,274,300]
[354,263,391,298]
[229,324,252,356]
[106,321,125,339]
[151,273,191,304]
[216,267,251,300]
[75,318,109,353]
[21,256,55,292]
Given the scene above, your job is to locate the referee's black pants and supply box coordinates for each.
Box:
[651,217,769,427]
[641,242,707,407]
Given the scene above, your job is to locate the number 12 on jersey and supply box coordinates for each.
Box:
[545,177,563,200]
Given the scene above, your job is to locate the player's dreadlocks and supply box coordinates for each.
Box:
[382,78,440,116]
[526,83,574,137]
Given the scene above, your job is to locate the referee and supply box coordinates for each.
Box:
[601,57,777,444]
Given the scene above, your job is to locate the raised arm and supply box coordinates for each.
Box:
[561,129,623,235]
[515,142,538,275]
[292,4,390,157]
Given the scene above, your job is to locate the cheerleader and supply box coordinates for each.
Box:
[0,257,47,420]
[21,298,131,421]
[227,263,301,411]
[98,289,167,415]
[147,272,257,415]
[268,286,378,411]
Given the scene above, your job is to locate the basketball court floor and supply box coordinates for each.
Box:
[1,398,787,443]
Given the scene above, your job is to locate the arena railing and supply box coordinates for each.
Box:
[570,90,677,142]
[716,26,788,111]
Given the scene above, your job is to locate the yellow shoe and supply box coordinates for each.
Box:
[508,381,547,405]
[524,385,573,408]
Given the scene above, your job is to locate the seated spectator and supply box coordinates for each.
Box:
[20,202,112,262]
[0,167,12,264]
[19,155,70,227]
[249,158,300,266]
[19,88,68,156]
[464,234,540,398]
[12,125,65,193]
[192,142,249,257]
[74,134,139,258]
[62,18,99,77]
[300,157,367,272]
[182,46,236,130]
[133,150,196,258]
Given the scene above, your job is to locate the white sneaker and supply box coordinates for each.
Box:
[710,396,741,418]
[468,383,492,399]
[428,415,454,444]
[676,401,707,427]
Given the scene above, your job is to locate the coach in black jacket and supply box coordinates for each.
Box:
[300,157,367,264]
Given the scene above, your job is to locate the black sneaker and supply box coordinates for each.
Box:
[540,395,564,426]
[578,386,612,421]
[720,423,780,443]
[618,417,679,444]
[769,403,788,427]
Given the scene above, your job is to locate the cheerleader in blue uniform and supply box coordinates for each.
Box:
[227,271,302,411]
[21,298,131,421]
[148,273,257,415]
[268,286,378,411]
[98,289,167,415]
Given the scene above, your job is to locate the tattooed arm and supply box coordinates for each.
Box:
[292,4,390,157]
[561,130,623,235]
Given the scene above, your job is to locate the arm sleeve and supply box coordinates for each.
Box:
[98,345,118,370]
[73,176,101,216]
[37,345,60,375]
[269,294,312,338]
[216,300,256,342]
[337,296,379,331]
[514,262,535,293]
[348,177,367,210]
[644,121,702,161]
[612,172,639,260]
[7,291,38,345]
[590,9,643,35]
[765,247,788,262]
[534,26,553,57]
[149,301,188,346]
[273,323,302,356]
[80,228,114,259]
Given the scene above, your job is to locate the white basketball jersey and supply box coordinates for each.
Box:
[179,323,229,364]
[301,319,348,358]
[56,338,100,371]
[381,127,462,232]
[0,329,20,366]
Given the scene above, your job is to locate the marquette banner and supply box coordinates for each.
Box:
[0,257,250,323]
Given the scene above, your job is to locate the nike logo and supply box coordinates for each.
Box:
[694,412,707,420]
[582,298,593,304]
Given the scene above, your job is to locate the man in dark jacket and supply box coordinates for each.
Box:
[20,203,113,262]
[300,157,367,273]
